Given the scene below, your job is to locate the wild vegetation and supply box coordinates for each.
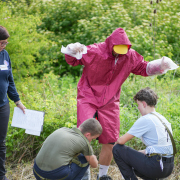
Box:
[0,0,179,179]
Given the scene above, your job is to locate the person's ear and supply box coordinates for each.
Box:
[142,101,147,108]
[84,132,91,138]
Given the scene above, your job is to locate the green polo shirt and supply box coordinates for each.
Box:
[35,127,93,171]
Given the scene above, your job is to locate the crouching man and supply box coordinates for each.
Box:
[33,118,102,180]
[113,87,175,180]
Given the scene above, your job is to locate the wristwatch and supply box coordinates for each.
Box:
[16,102,22,106]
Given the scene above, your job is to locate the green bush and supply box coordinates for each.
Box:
[35,0,180,76]
[6,70,180,162]
[0,1,52,80]
[0,0,179,163]
[120,72,180,151]
[1,0,179,78]
[7,73,78,161]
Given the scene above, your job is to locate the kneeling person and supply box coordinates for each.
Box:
[113,87,175,180]
[33,118,102,180]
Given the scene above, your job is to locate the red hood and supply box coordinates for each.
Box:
[105,28,132,54]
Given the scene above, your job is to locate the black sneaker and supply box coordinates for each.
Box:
[99,175,113,180]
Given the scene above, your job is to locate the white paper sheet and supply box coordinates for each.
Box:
[11,107,45,136]
[25,129,41,136]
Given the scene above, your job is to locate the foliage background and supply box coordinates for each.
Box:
[0,0,179,167]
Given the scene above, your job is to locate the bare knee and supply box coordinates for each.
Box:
[101,144,114,152]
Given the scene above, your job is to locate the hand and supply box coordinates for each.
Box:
[73,45,84,54]
[68,43,85,54]
[15,101,26,114]
[138,149,146,154]
[160,57,170,73]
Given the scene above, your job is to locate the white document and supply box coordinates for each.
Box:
[25,129,41,136]
[11,107,45,136]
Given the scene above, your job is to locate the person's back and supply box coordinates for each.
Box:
[35,127,92,171]
[128,112,173,156]
[113,87,175,180]
[33,118,102,180]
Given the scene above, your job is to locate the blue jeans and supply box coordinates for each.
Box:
[113,144,174,180]
[33,154,89,180]
[0,103,10,180]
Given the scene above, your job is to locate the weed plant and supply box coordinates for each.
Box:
[6,71,180,164]
[0,0,179,166]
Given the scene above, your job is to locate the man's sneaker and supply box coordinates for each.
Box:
[97,174,113,180]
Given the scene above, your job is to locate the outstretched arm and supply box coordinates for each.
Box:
[146,56,178,76]
[65,54,83,66]
[130,51,149,76]
[62,42,87,66]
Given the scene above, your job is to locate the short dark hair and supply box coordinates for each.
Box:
[79,118,102,136]
[0,26,10,40]
[133,87,158,107]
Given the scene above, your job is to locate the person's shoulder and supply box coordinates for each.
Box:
[128,48,135,53]
[154,112,165,119]
[2,49,8,54]
[136,114,153,125]
[48,127,75,140]
[0,49,8,55]
[128,48,144,58]
[60,127,72,132]
[52,127,70,134]
[2,50,10,60]
[151,112,170,124]
[142,113,166,127]
[143,113,155,121]
[86,42,100,51]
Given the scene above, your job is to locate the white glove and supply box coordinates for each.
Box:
[146,56,179,76]
[61,42,87,60]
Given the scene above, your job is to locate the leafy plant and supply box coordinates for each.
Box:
[0,0,179,163]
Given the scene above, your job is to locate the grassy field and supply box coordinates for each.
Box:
[5,74,180,180]
[6,155,180,180]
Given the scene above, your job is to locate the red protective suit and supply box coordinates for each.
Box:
[65,28,149,144]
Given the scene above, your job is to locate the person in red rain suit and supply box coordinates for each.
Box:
[64,27,169,180]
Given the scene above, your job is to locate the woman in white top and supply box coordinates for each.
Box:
[113,87,174,180]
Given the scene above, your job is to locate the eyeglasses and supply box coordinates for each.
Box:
[0,42,8,47]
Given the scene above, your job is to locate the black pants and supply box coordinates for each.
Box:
[0,103,10,180]
[113,144,174,180]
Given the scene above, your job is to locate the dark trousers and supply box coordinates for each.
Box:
[33,154,89,180]
[0,103,10,180]
[113,144,174,180]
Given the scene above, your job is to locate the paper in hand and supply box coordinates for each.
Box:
[11,107,45,136]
